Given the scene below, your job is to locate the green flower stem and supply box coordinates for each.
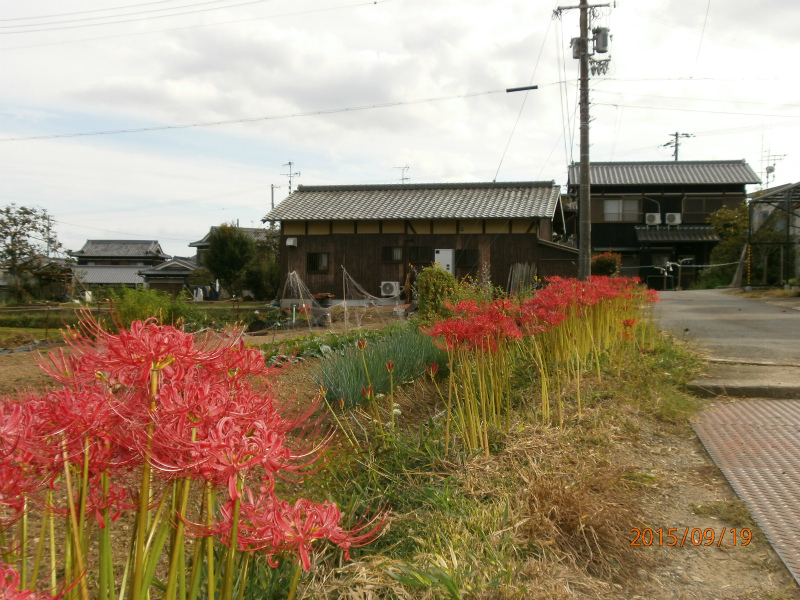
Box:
[98,472,114,600]
[236,553,251,600]
[285,561,301,600]
[61,439,90,600]
[29,501,48,590]
[187,533,204,600]
[205,485,217,600]
[19,498,27,588]
[219,478,242,600]
[48,488,57,594]
[132,367,159,600]
[164,475,192,600]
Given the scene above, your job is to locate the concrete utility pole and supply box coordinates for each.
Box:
[662,132,694,161]
[578,0,591,280]
[556,2,610,280]
[270,184,281,210]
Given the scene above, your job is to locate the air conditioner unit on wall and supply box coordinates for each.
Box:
[380,281,401,297]
[665,213,682,226]
[645,213,662,226]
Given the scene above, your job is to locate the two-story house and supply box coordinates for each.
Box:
[567,160,760,289]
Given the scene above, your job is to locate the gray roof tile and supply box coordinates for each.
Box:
[635,225,720,243]
[569,161,760,186]
[72,240,169,259]
[262,182,560,221]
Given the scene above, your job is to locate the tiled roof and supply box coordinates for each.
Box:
[138,256,198,277]
[569,161,760,186]
[635,226,720,243]
[262,182,561,221]
[189,227,269,248]
[73,265,145,285]
[71,240,169,259]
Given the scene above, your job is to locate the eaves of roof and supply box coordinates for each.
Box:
[262,181,560,222]
[634,225,720,243]
[568,161,760,186]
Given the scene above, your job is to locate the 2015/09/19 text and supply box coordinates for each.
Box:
[630,527,751,547]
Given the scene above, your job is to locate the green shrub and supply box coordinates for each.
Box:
[415,266,456,321]
[591,252,621,277]
[102,287,210,331]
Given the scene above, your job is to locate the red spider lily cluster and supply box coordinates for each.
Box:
[421,277,657,444]
[423,277,654,351]
[0,315,384,600]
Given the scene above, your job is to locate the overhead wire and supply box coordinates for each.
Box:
[0,88,509,142]
[491,5,555,182]
[0,0,390,51]
[1,0,199,22]
[0,0,230,29]
[0,0,285,34]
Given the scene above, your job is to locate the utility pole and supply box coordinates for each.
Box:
[556,2,610,280]
[662,132,694,161]
[282,161,300,193]
[270,184,281,210]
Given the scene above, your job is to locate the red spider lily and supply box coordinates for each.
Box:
[385,360,395,373]
[0,562,65,600]
[356,339,366,351]
[425,363,439,377]
[360,385,373,399]
[622,318,637,328]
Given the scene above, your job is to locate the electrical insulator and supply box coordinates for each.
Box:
[593,27,610,53]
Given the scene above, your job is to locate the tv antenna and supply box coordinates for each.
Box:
[761,151,786,187]
[394,165,410,184]
[270,184,281,210]
[661,132,694,161]
[282,161,300,193]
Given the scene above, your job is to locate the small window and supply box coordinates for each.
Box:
[382,246,403,262]
[603,199,639,222]
[408,246,432,263]
[456,249,479,267]
[307,252,329,273]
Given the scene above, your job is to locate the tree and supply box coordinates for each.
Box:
[243,226,280,300]
[204,224,256,297]
[0,204,61,302]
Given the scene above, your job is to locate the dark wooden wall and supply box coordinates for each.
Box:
[280,233,578,298]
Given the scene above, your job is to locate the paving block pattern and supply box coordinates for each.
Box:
[694,400,800,585]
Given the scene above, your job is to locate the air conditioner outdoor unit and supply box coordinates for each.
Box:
[380,281,401,297]
[645,213,662,226]
[665,213,682,226]
[286,237,298,247]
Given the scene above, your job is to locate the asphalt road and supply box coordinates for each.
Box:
[656,289,800,363]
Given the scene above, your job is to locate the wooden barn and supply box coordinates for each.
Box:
[262,181,577,300]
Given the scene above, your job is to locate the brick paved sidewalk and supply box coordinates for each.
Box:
[694,400,800,585]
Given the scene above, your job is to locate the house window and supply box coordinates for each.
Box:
[307,252,329,273]
[603,199,639,222]
[382,246,403,262]
[456,249,479,267]
[408,246,432,263]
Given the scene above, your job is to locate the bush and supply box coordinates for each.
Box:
[103,287,210,330]
[415,266,456,321]
[591,252,621,277]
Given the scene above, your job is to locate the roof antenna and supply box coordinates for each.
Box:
[283,161,300,193]
[394,165,410,184]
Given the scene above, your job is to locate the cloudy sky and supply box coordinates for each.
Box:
[1,0,798,256]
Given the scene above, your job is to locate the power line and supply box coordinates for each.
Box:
[0,0,282,34]
[593,102,800,119]
[0,0,389,51]
[694,0,712,69]
[0,0,231,29]
[0,88,508,142]
[1,0,195,22]
[491,5,555,182]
